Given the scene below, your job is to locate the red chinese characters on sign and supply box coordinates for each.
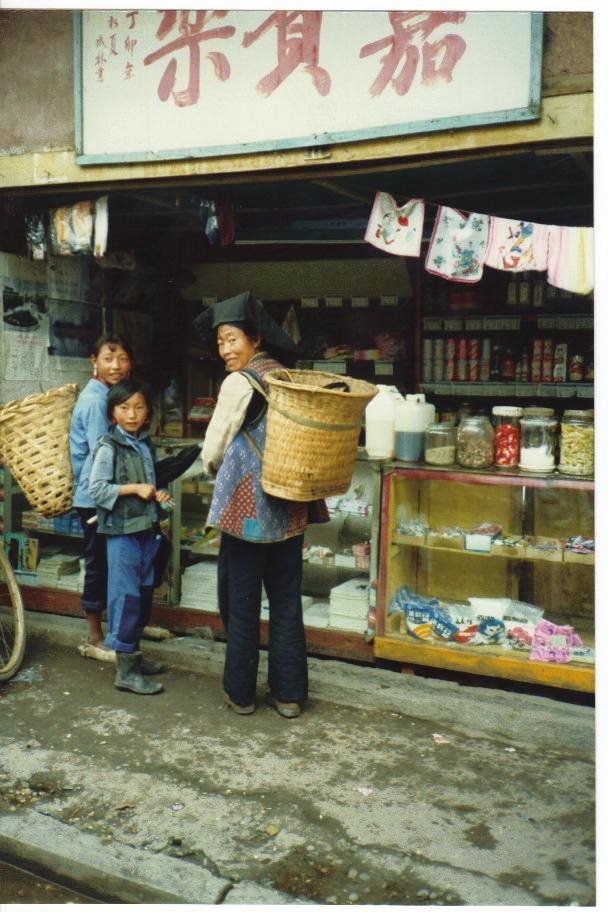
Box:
[95,50,107,82]
[92,10,470,107]
[359,11,467,97]
[143,10,236,107]
[242,11,330,97]
[93,11,140,83]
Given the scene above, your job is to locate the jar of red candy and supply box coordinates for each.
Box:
[492,405,523,468]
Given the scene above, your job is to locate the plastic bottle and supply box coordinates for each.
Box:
[394,394,436,462]
[490,341,502,380]
[365,385,397,459]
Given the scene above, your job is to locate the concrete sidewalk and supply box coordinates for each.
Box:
[0,611,596,905]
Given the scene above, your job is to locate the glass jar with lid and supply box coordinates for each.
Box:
[492,405,523,468]
[519,416,557,473]
[456,402,474,425]
[558,410,594,476]
[424,423,456,466]
[522,406,555,419]
[456,416,495,469]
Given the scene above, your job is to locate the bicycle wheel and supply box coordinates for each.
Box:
[0,547,26,681]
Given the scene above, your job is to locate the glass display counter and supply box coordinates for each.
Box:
[375,464,594,692]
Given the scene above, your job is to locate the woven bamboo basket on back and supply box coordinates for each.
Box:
[0,384,79,518]
[262,369,377,501]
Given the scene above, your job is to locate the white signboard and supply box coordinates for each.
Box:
[75,10,542,164]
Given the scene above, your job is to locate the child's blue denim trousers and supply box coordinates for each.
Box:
[104,530,160,653]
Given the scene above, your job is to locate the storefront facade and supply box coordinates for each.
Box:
[0,10,594,691]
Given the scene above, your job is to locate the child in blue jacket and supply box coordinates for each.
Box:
[89,378,199,694]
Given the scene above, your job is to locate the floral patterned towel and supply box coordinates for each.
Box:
[425,207,489,282]
[485,216,551,272]
[364,193,425,257]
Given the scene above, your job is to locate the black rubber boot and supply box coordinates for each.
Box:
[114,652,163,695]
[133,635,163,675]
[139,656,164,675]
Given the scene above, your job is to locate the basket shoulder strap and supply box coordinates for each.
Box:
[240,368,269,400]
[241,430,264,462]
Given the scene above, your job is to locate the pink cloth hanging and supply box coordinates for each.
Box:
[364,193,425,257]
[425,206,489,283]
[547,226,594,295]
[485,217,551,272]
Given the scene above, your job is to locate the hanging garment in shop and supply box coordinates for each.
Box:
[93,196,109,259]
[281,304,302,346]
[49,200,95,256]
[425,206,489,283]
[484,216,551,272]
[364,193,424,256]
[547,225,594,295]
[217,195,236,247]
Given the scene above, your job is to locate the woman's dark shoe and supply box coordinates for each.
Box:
[115,652,163,695]
[223,691,256,715]
[266,691,301,718]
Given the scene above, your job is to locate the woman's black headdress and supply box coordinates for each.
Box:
[193,291,298,356]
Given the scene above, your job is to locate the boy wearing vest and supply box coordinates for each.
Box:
[89,378,200,694]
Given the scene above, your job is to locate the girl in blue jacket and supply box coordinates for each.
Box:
[89,378,200,695]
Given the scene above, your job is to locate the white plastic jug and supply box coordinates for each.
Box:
[394,394,436,462]
[365,385,398,459]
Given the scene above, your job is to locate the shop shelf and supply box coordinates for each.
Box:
[378,465,594,692]
[374,634,594,693]
[418,381,594,399]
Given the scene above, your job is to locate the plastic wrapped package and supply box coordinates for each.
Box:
[25,213,47,260]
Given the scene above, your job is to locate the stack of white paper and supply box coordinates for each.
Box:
[328,578,369,633]
[180,561,219,612]
[304,602,330,629]
[36,553,81,589]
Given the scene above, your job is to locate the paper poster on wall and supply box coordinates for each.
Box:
[47,256,90,303]
[47,300,103,358]
[1,281,48,335]
[0,280,51,404]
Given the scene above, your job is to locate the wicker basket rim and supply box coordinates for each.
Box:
[265,369,377,399]
[0,383,79,425]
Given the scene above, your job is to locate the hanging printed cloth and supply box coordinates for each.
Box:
[425,207,489,283]
[484,216,551,272]
[547,226,594,295]
[364,192,425,257]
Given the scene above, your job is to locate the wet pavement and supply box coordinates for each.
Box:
[0,859,98,903]
[0,614,596,906]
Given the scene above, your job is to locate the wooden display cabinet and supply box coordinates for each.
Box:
[154,451,381,665]
[375,465,594,692]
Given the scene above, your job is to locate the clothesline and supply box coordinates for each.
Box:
[364,192,594,295]
[381,194,592,227]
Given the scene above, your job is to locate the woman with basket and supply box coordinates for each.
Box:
[69,333,134,651]
[194,292,328,719]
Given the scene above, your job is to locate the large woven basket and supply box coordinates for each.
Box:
[262,369,377,501]
[0,384,79,518]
